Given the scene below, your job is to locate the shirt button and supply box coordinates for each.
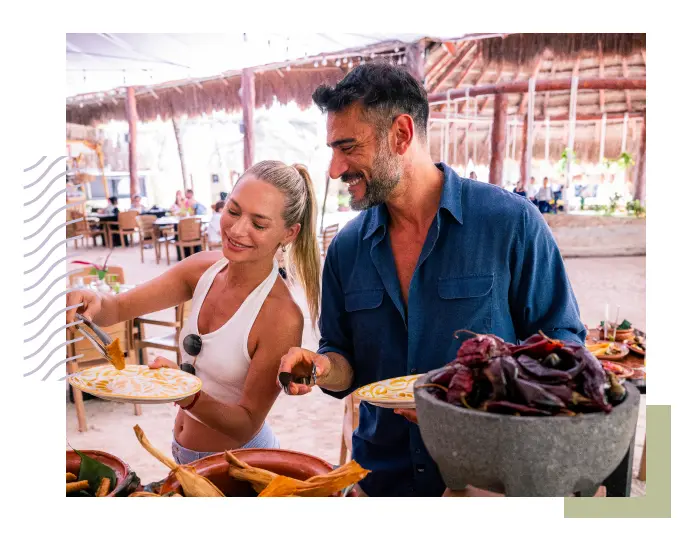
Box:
[417,466,425,474]
[410,368,417,374]
[415,448,421,454]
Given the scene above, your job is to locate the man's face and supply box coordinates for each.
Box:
[326,103,402,211]
[186,191,194,200]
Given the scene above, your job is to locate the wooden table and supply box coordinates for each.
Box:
[154,215,211,260]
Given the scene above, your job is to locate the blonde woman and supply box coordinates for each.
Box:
[68,161,321,463]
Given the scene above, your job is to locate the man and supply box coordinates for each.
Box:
[536,177,553,213]
[101,196,119,216]
[278,64,586,497]
[468,171,477,180]
[185,189,207,215]
[130,194,146,213]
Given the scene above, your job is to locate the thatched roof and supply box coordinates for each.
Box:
[67,33,646,165]
[424,33,646,164]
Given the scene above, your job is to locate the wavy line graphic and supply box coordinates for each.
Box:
[23,170,71,206]
[24,224,80,257]
[24,204,85,239]
[44,355,85,382]
[24,304,83,343]
[24,156,47,172]
[24,156,67,189]
[24,320,81,361]
[24,244,80,276]
[24,253,82,291]
[23,337,84,377]
[23,269,83,309]
[24,186,84,224]
[24,292,80,322]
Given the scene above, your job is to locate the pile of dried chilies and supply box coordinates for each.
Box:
[420,331,626,416]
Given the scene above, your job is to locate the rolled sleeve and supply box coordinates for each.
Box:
[509,202,587,345]
[317,239,357,400]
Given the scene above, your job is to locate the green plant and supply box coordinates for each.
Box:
[605,193,623,215]
[557,148,577,175]
[626,199,646,218]
[617,152,635,170]
[72,250,113,280]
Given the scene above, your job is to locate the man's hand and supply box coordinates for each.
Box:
[278,347,331,396]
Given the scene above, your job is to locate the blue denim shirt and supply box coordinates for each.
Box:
[318,163,586,497]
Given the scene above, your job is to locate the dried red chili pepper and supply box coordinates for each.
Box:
[446,366,474,406]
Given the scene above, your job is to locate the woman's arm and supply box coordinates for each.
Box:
[67,251,219,326]
[179,295,304,445]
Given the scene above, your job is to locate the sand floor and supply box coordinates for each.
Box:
[65,241,646,496]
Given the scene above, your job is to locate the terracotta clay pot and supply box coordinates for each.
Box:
[598,327,634,342]
[159,448,357,497]
[66,450,139,497]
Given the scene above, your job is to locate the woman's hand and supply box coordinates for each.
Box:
[148,356,179,370]
[66,289,103,324]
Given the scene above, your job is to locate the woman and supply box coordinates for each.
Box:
[67,161,321,463]
[170,190,186,214]
[207,200,225,245]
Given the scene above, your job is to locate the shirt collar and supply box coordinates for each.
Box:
[362,162,463,241]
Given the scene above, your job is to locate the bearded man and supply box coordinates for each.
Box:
[279,63,586,497]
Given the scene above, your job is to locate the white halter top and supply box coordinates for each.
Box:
[179,257,278,420]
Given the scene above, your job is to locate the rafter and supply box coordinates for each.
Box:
[430,43,478,92]
[542,60,557,117]
[477,61,504,115]
[569,53,582,119]
[621,58,633,112]
[425,46,457,82]
[598,41,606,113]
[517,55,544,116]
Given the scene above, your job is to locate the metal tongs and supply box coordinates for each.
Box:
[278,362,317,395]
[75,313,114,363]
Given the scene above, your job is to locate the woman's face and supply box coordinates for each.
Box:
[220,176,300,263]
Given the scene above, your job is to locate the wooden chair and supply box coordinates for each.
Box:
[319,223,339,262]
[339,394,361,465]
[136,215,158,264]
[67,210,108,249]
[170,217,205,261]
[133,301,192,366]
[67,319,141,432]
[106,211,139,248]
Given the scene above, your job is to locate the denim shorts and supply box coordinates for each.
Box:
[171,422,280,465]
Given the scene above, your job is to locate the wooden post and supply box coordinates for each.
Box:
[520,114,528,187]
[489,93,507,186]
[634,111,646,204]
[242,68,256,171]
[405,40,426,85]
[171,116,188,192]
[125,87,138,199]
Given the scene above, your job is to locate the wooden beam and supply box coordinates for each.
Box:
[455,51,482,91]
[430,43,477,92]
[430,111,645,123]
[520,114,529,186]
[125,87,138,199]
[489,93,507,186]
[171,116,188,192]
[542,60,557,117]
[569,54,582,120]
[477,62,505,115]
[634,111,646,203]
[598,43,606,113]
[428,77,646,103]
[405,40,426,84]
[425,48,454,82]
[241,68,255,171]
[641,49,646,66]
[621,58,633,112]
[518,56,544,116]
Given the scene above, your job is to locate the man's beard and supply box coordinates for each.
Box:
[345,140,402,211]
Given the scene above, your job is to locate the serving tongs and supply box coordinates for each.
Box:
[74,313,114,364]
[278,362,317,395]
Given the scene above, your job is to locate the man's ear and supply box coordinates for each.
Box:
[392,114,415,155]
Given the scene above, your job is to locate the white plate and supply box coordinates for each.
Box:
[354,375,419,409]
[68,364,201,405]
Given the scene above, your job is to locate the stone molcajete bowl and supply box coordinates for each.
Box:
[415,367,640,497]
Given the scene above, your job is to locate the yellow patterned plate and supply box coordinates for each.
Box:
[68,364,202,404]
[354,375,420,409]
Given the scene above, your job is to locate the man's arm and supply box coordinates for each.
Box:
[509,202,587,344]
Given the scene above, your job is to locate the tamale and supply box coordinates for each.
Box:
[66,472,77,482]
[133,425,224,497]
[95,477,111,497]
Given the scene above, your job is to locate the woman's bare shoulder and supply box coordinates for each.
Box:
[259,278,304,336]
[178,251,226,288]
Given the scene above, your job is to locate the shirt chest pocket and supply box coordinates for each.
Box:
[437,274,494,334]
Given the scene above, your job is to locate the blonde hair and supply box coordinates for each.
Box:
[240,160,321,326]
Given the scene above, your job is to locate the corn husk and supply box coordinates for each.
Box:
[226,451,370,497]
[133,425,225,497]
[106,338,125,370]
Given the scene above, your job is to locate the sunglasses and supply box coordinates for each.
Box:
[180,334,202,375]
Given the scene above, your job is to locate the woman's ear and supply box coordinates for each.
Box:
[283,222,301,247]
